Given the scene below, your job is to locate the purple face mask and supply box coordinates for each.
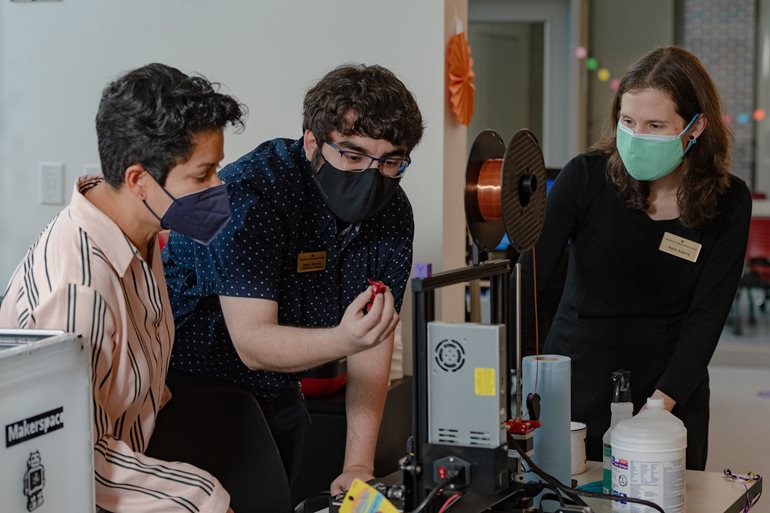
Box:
[144,180,231,245]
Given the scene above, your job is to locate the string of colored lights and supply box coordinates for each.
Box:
[574,46,767,126]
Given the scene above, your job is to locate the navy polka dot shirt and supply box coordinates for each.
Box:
[163,137,414,399]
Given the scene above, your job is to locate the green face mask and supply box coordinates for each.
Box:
[616,113,700,181]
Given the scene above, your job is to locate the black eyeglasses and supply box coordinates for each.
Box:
[325,142,411,178]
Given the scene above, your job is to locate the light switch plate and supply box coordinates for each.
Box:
[83,164,101,175]
[39,162,65,205]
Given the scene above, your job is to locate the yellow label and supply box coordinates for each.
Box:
[296,251,327,273]
[339,479,399,513]
[659,232,701,263]
[474,368,496,396]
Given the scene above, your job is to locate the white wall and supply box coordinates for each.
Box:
[440,0,470,331]
[0,0,470,371]
[469,0,587,169]
[587,0,675,145]
[468,22,544,146]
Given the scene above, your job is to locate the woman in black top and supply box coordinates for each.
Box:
[520,46,751,470]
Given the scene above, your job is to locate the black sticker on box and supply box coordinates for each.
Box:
[23,450,46,511]
[5,407,64,448]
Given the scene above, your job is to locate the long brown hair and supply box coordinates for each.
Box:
[591,46,732,228]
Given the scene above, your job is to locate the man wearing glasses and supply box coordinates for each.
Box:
[162,64,424,496]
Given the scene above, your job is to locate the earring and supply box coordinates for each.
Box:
[689,135,695,141]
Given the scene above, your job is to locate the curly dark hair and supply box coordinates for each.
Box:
[591,46,732,228]
[302,64,424,153]
[96,63,246,187]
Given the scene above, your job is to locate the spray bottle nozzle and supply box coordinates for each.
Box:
[611,369,632,403]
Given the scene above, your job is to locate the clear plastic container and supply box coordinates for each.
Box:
[602,402,633,494]
[610,397,686,513]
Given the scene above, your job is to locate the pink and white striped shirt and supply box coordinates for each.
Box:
[0,176,230,512]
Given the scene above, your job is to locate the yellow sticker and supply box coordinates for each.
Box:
[474,368,496,396]
[296,251,327,273]
[659,232,702,263]
[339,479,399,513]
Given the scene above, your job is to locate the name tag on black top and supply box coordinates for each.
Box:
[297,251,327,273]
[659,232,701,263]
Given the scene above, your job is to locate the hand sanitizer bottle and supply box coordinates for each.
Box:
[602,370,632,495]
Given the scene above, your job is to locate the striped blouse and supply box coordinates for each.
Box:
[0,176,230,513]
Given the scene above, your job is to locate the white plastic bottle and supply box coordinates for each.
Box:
[610,397,687,513]
[602,369,632,495]
[602,402,633,494]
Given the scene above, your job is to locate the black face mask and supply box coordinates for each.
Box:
[312,161,400,224]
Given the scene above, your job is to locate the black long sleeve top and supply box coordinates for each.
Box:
[519,151,751,407]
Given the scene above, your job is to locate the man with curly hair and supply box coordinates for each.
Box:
[163,64,424,495]
[0,63,245,512]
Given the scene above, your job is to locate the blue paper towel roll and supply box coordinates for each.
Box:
[522,354,571,485]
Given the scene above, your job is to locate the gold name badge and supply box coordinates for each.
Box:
[297,251,327,273]
[659,232,702,263]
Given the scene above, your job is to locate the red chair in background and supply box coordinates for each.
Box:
[730,217,770,334]
[746,217,770,307]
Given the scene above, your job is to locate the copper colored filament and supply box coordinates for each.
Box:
[478,159,503,221]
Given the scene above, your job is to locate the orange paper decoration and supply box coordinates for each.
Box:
[447,32,476,126]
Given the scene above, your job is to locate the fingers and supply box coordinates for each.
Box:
[341,286,398,351]
[330,475,347,495]
[365,290,398,343]
[355,289,386,332]
[381,286,395,314]
[383,310,400,338]
[330,468,374,496]
[349,286,375,314]
[373,290,399,340]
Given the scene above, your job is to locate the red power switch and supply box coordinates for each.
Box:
[438,466,447,479]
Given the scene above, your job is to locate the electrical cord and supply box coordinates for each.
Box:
[723,469,762,512]
[532,247,541,390]
[526,481,590,512]
[510,438,665,513]
[411,472,460,513]
[293,491,331,513]
[540,482,566,508]
[436,492,463,513]
[520,457,588,508]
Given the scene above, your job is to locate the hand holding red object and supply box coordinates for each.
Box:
[365,279,387,313]
[337,285,399,352]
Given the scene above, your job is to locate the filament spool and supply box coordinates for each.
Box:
[501,129,546,252]
[477,159,503,221]
[465,129,546,253]
[465,130,507,252]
